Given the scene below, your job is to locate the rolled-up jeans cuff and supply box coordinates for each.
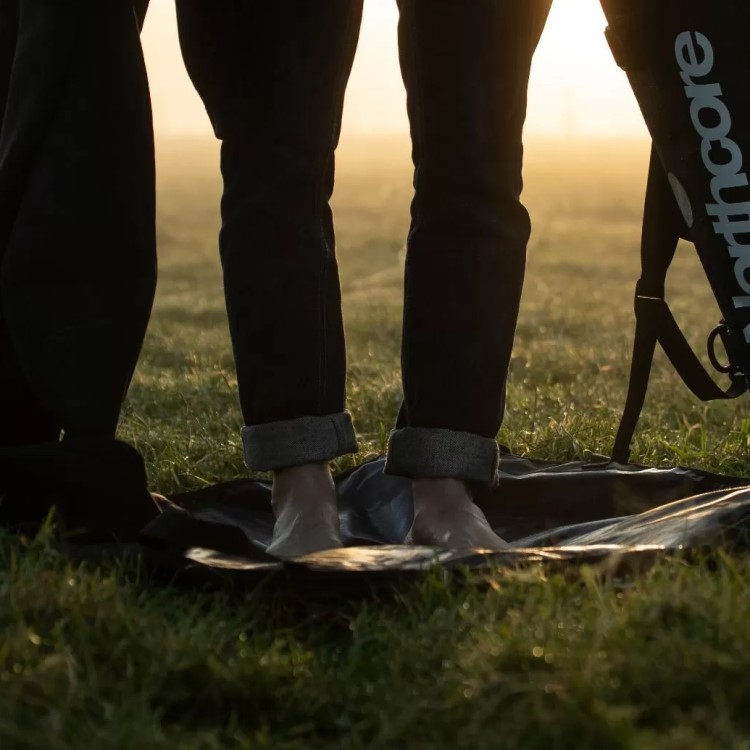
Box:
[242,412,358,471]
[384,427,499,484]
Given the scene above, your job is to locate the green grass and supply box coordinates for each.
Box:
[3,136,750,748]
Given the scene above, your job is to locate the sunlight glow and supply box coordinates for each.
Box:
[141,0,647,139]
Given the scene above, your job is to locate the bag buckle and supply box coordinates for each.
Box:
[707,322,740,375]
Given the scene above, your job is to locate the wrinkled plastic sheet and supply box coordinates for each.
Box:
[3,447,750,593]
[138,454,750,592]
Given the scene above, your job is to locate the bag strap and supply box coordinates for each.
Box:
[612,147,747,463]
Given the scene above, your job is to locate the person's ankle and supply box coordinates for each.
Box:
[273,461,333,483]
[272,462,334,506]
[412,476,473,507]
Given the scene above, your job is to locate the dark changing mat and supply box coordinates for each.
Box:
[2,440,750,592]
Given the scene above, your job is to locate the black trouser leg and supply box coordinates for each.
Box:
[0,0,57,444]
[0,0,156,442]
[386,0,551,482]
[179,0,362,426]
[178,1,363,470]
[396,0,551,436]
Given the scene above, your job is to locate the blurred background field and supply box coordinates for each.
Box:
[123,135,750,493]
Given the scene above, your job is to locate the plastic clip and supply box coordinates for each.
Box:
[707,322,739,375]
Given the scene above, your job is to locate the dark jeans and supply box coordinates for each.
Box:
[0,0,156,444]
[177,0,551,482]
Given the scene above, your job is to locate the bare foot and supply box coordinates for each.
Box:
[407,477,509,550]
[265,462,343,558]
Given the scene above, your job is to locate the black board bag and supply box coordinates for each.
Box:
[0,0,156,444]
[600,0,750,462]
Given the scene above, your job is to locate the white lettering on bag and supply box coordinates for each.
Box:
[675,31,750,341]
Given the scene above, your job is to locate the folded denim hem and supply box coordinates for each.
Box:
[384,427,499,484]
[242,412,358,471]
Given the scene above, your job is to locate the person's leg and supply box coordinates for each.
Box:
[391,0,552,548]
[177,0,363,556]
[0,0,59,445]
[0,0,156,441]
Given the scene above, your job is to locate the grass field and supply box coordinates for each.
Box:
[3,136,750,749]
